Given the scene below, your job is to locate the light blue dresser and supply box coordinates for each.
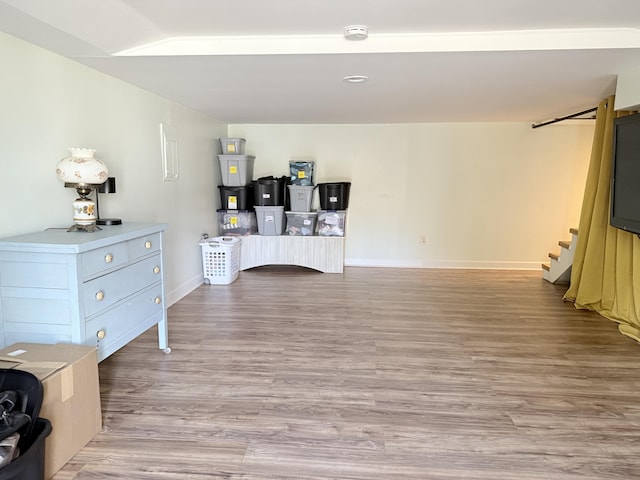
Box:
[0,223,170,362]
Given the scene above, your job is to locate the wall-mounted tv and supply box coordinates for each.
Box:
[610,112,640,236]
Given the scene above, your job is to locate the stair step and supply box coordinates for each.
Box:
[543,227,577,284]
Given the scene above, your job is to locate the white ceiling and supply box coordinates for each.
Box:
[2,0,640,124]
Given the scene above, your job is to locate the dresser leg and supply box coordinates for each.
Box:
[157,317,169,353]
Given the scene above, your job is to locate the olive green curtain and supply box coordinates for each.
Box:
[564,95,640,341]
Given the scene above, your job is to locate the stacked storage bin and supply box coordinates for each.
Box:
[286,160,317,236]
[253,176,288,235]
[316,181,351,237]
[217,138,257,235]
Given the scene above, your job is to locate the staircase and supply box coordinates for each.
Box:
[542,228,578,284]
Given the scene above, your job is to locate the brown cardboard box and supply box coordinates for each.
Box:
[0,343,102,478]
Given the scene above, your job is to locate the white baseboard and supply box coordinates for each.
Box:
[345,258,424,268]
[345,258,542,270]
[166,274,203,307]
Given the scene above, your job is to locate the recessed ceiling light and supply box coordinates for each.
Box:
[343,75,369,83]
[344,25,368,41]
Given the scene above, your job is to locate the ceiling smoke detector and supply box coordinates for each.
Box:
[344,25,368,40]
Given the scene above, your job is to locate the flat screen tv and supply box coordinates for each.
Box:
[610,112,640,236]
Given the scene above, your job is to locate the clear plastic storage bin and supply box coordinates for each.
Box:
[289,161,314,186]
[216,210,257,236]
[316,210,347,237]
[200,236,241,285]
[286,211,317,236]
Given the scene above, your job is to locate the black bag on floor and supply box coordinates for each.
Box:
[0,391,31,443]
[0,369,44,461]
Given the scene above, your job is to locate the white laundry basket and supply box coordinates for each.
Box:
[200,236,241,285]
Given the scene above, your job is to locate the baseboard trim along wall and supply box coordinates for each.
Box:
[345,259,544,270]
[167,275,204,307]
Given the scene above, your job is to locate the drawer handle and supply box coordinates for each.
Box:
[104,254,113,263]
[95,291,105,301]
[96,330,106,340]
[153,266,160,274]
[145,241,152,249]
[154,296,162,304]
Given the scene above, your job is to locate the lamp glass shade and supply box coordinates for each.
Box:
[56,148,108,185]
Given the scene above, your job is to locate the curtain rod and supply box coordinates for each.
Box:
[531,107,597,129]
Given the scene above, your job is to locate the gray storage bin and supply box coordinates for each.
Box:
[218,155,255,186]
[255,206,285,236]
[219,138,246,155]
[288,185,315,212]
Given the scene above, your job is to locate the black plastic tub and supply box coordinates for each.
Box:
[318,182,351,210]
[0,368,44,450]
[0,418,52,480]
[218,185,254,210]
[253,176,289,207]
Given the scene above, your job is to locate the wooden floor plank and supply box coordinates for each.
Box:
[52,266,640,479]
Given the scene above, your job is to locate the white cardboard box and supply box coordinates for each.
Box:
[0,343,102,478]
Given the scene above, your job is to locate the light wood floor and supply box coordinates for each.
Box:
[53,267,640,479]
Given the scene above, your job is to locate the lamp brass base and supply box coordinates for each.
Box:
[67,224,102,233]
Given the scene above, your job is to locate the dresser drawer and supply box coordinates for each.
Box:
[85,283,164,360]
[81,242,129,278]
[127,233,161,260]
[83,254,163,317]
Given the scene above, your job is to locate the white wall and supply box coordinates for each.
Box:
[229,122,594,269]
[614,66,640,111]
[0,32,227,305]
[0,29,597,295]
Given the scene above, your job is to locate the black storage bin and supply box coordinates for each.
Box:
[253,176,289,207]
[218,185,254,211]
[318,182,351,210]
[0,418,51,480]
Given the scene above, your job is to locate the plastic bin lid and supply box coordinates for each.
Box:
[255,175,288,183]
